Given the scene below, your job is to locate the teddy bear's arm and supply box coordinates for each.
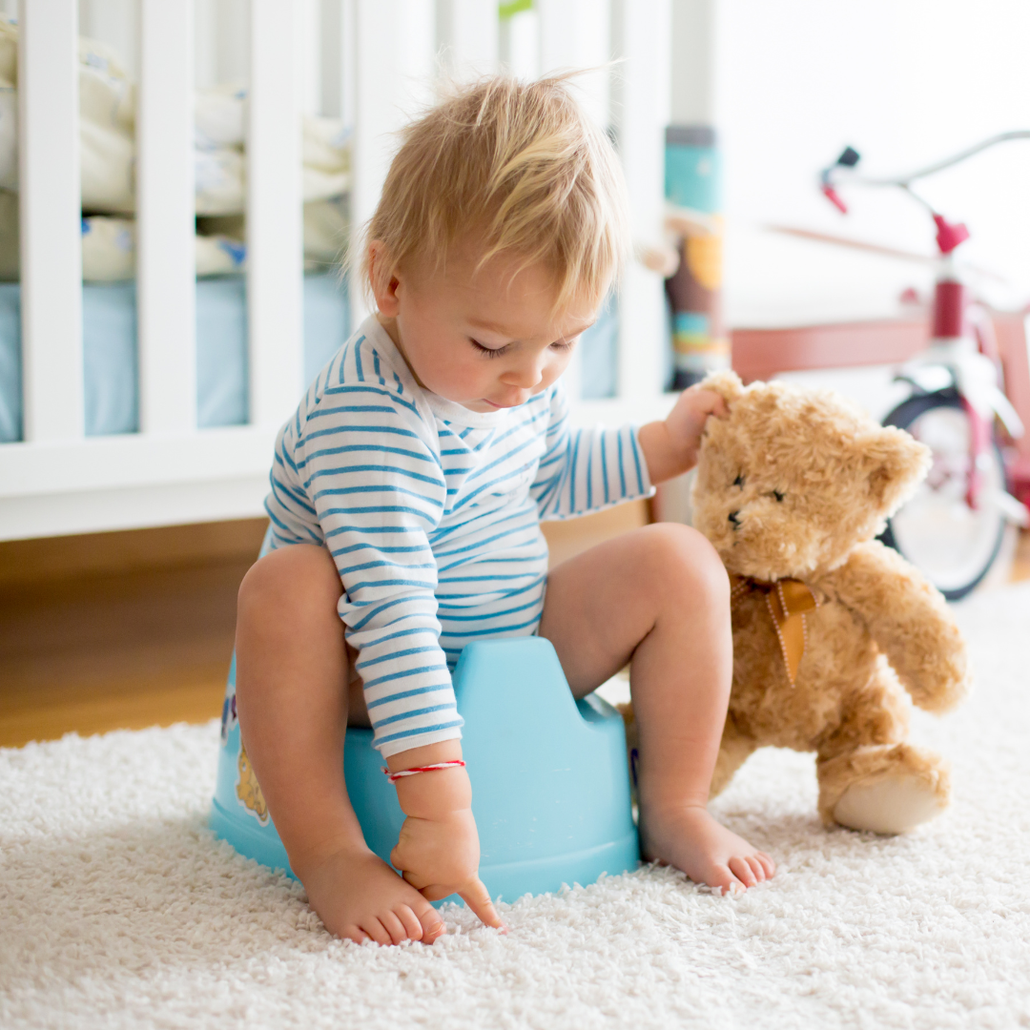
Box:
[815,540,969,713]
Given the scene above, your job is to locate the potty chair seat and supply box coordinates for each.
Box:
[211,634,639,903]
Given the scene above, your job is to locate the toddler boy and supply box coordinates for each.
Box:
[235,75,774,946]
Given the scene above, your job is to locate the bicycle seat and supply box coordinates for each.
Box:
[210,635,640,903]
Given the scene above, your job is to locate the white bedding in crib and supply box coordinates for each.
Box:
[0,16,351,279]
[0,192,349,282]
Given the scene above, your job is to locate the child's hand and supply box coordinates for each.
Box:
[637,385,729,485]
[665,386,728,460]
[388,741,505,932]
[390,809,503,929]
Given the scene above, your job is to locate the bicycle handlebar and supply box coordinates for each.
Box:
[820,130,1030,253]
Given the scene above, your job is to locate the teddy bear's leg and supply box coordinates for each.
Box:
[814,665,951,834]
[817,744,951,834]
[710,719,758,799]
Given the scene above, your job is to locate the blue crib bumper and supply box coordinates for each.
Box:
[211,636,640,904]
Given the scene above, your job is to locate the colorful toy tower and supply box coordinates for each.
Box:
[664,125,728,389]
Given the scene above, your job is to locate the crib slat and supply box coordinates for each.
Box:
[536,0,612,402]
[537,0,610,127]
[18,0,83,443]
[138,0,196,434]
[349,0,436,325]
[438,0,498,77]
[248,0,304,428]
[611,0,670,401]
[320,0,355,124]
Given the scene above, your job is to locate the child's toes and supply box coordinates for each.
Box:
[709,863,742,895]
[413,900,447,943]
[395,904,425,942]
[756,851,776,878]
[728,856,757,887]
[746,854,767,882]
[379,910,410,945]
[361,917,393,946]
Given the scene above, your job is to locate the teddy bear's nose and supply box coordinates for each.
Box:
[728,510,741,528]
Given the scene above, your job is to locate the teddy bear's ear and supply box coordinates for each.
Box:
[861,425,932,514]
[699,370,745,404]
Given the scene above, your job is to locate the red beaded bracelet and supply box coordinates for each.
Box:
[382,759,466,785]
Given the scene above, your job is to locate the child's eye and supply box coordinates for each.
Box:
[470,338,509,359]
[550,338,575,352]
[733,473,745,488]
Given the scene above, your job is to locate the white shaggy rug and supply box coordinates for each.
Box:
[2,584,1029,1030]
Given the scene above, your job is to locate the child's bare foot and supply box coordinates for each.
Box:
[639,803,775,894]
[298,847,447,945]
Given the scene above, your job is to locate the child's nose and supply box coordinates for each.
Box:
[503,359,545,389]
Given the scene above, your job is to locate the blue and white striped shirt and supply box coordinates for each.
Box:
[265,316,653,756]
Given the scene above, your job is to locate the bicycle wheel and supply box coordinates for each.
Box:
[880,390,1007,601]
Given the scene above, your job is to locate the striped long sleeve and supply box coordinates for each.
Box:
[531,382,653,520]
[267,334,463,757]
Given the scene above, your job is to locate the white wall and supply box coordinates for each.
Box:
[713,0,1030,327]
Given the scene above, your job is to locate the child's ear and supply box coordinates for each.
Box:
[861,426,932,514]
[699,370,746,405]
[368,240,401,317]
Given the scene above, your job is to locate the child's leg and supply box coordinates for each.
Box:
[234,543,446,944]
[538,523,774,893]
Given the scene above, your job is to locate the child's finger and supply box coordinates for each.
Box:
[458,878,505,930]
[398,865,432,892]
[417,882,455,902]
[389,845,410,877]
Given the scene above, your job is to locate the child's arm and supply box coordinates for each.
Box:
[532,382,725,522]
[387,739,502,926]
[532,382,655,519]
[636,385,728,485]
[269,360,501,926]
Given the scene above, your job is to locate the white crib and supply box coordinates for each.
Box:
[0,0,685,543]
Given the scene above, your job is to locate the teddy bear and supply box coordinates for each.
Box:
[625,371,969,834]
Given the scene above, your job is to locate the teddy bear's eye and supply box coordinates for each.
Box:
[733,473,745,488]
[772,490,784,502]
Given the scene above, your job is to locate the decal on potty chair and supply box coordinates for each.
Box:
[220,690,237,745]
[236,743,269,825]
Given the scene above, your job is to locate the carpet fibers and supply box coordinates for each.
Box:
[2,584,1029,1029]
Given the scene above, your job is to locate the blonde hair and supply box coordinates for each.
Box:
[358,73,630,312]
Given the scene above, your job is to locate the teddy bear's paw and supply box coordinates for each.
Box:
[833,772,947,835]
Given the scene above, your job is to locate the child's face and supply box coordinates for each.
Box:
[372,239,602,413]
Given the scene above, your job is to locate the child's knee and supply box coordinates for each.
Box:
[238,543,341,625]
[639,523,729,606]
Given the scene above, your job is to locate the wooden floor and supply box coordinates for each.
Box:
[0,558,251,746]
[2,519,1027,749]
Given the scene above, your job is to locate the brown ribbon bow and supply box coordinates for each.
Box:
[729,575,820,686]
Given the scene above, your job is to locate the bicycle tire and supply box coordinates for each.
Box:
[880,389,1007,601]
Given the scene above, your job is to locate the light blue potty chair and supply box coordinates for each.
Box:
[211,631,640,903]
